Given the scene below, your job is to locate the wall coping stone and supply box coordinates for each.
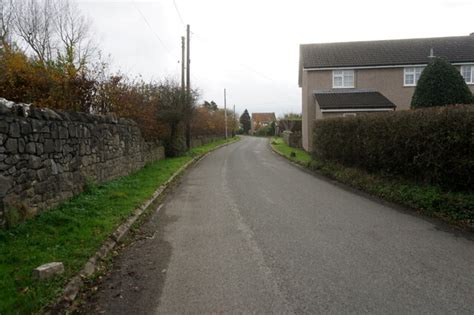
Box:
[0,98,137,126]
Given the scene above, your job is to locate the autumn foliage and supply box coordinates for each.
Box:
[0,48,96,111]
[0,0,233,156]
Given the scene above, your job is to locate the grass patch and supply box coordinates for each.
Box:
[0,137,238,314]
[270,137,311,166]
[271,137,474,230]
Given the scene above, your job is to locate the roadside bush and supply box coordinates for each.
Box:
[191,106,233,137]
[411,57,473,108]
[255,123,275,137]
[164,135,187,157]
[313,105,474,191]
[278,119,302,133]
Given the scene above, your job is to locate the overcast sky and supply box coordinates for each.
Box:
[77,0,473,116]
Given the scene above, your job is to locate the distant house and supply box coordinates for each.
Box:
[251,112,276,133]
[299,34,474,151]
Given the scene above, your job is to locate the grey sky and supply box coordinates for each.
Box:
[77,0,474,116]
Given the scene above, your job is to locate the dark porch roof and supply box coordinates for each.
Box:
[314,90,396,110]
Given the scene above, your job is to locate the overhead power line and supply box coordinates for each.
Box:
[190,30,278,83]
[131,0,172,54]
[172,0,185,25]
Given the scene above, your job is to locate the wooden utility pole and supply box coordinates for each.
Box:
[186,25,190,94]
[185,25,191,149]
[233,104,236,137]
[181,36,185,91]
[224,89,228,140]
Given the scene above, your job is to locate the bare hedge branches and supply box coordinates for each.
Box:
[12,0,55,63]
[4,0,95,70]
[54,0,94,71]
[0,0,14,48]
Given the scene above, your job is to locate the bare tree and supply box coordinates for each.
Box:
[54,0,94,72]
[0,0,13,48]
[12,0,56,64]
[9,0,95,69]
[156,79,199,156]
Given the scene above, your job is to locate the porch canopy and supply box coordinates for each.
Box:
[314,90,396,112]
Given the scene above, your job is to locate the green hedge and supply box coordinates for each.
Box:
[313,105,474,192]
[255,122,275,137]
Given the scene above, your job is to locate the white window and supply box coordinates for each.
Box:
[404,67,424,86]
[460,65,474,84]
[333,70,354,88]
[342,113,357,117]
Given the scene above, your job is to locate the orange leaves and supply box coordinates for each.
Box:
[0,48,229,143]
[191,105,236,137]
[0,48,95,111]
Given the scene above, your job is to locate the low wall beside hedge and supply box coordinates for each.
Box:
[282,131,302,148]
[313,105,473,191]
[0,99,165,228]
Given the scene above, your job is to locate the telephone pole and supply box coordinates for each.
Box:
[186,25,190,94]
[224,88,228,140]
[233,104,236,137]
[181,36,185,91]
[185,25,191,149]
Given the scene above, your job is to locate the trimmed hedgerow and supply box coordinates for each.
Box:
[313,105,474,192]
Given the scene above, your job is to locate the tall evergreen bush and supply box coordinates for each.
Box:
[411,58,473,108]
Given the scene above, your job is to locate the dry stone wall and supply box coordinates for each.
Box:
[0,99,164,228]
[190,135,224,148]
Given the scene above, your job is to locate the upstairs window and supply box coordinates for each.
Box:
[461,65,474,84]
[333,70,354,88]
[404,67,424,86]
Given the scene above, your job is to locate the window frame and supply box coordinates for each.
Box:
[332,70,355,89]
[460,65,474,84]
[403,67,424,87]
[342,113,357,118]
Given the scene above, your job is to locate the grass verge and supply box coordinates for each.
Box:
[0,136,239,314]
[270,137,474,231]
[270,137,311,165]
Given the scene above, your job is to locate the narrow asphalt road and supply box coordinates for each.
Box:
[83,136,474,314]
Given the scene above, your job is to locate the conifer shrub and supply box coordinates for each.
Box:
[411,58,473,108]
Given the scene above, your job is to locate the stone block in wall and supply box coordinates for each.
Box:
[20,121,32,134]
[0,175,12,197]
[44,139,55,153]
[59,126,69,139]
[28,156,42,169]
[25,142,36,154]
[9,122,20,138]
[36,143,44,155]
[5,138,17,153]
[68,124,78,138]
[18,138,25,153]
[0,120,9,133]
[50,124,59,138]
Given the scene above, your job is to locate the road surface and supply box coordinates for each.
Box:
[83,136,474,314]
